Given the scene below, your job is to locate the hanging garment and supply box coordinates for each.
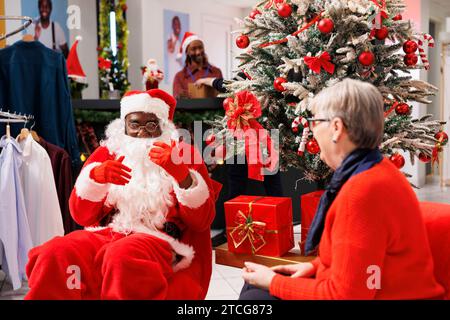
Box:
[38,138,79,234]
[18,135,64,246]
[0,41,80,167]
[0,136,33,290]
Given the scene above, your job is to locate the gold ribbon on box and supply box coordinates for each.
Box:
[227,197,279,254]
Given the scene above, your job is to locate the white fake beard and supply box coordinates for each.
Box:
[101,119,179,234]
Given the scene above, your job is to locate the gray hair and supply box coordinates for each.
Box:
[310,78,384,149]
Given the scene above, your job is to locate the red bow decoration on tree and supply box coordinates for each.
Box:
[225,91,279,181]
[98,57,112,70]
[304,51,335,75]
[263,0,284,10]
[369,0,389,38]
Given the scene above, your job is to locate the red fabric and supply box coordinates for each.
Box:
[89,156,132,185]
[300,190,324,255]
[149,141,190,183]
[26,144,218,300]
[225,196,294,257]
[269,159,445,300]
[420,202,450,299]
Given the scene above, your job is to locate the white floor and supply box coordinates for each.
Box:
[1,179,449,300]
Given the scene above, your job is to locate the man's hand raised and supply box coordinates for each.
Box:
[89,156,132,186]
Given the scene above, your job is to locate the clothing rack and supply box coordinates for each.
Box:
[0,109,34,138]
[0,15,33,41]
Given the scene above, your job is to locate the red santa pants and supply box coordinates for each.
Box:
[25,228,176,300]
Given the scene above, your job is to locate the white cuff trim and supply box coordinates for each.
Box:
[173,169,210,209]
[75,162,110,202]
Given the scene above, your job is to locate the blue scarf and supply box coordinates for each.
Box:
[305,148,383,256]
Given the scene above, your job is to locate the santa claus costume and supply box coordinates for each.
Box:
[25,89,220,300]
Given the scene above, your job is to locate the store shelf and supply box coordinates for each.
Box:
[72,98,225,111]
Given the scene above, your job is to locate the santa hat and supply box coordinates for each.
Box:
[177,32,202,59]
[67,36,87,84]
[120,89,177,121]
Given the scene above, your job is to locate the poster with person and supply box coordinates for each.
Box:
[21,0,69,57]
[163,9,189,85]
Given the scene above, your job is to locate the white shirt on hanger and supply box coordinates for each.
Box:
[18,135,64,247]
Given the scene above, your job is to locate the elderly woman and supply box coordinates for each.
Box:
[240,78,445,300]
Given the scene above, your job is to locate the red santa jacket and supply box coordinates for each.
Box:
[69,143,220,299]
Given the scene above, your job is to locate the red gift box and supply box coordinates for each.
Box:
[225,196,294,257]
[300,190,324,255]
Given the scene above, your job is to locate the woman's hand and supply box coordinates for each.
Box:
[242,262,277,291]
[271,262,316,278]
[194,77,215,88]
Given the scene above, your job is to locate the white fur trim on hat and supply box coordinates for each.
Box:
[121,93,169,121]
[173,169,210,209]
[75,162,110,202]
[182,34,200,55]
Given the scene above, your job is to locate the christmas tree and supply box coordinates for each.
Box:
[213,0,448,182]
[98,0,130,98]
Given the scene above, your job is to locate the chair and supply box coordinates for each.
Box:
[420,202,450,299]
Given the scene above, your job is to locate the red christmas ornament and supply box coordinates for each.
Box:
[375,26,389,40]
[419,153,431,163]
[223,97,234,111]
[404,53,418,66]
[390,153,405,169]
[403,40,418,54]
[206,134,216,146]
[274,77,288,92]
[277,3,292,18]
[435,131,449,146]
[297,150,304,157]
[249,9,261,19]
[117,43,123,50]
[121,4,128,12]
[359,51,375,66]
[292,126,299,133]
[395,103,410,115]
[318,18,334,34]
[392,14,402,21]
[306,139,320,155]
[236,35,250,49]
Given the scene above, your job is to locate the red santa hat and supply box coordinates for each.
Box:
[120,89,177,121]
[67,36,87,84]
[177,32,202,59]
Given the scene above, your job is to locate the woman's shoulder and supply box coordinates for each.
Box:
[339,158,414,205]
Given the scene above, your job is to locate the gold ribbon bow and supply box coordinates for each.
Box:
[228,197,269,254]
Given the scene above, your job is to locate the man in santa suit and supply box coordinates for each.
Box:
[25,89,220,300]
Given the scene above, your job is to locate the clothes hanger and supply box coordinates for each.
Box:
[0,16,33,41]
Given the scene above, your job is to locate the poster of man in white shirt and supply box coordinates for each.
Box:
[164,10,189,85]
[31,0,69,58]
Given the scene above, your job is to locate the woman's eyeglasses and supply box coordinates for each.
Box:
[127,121,159,133]
[306,118,330,128]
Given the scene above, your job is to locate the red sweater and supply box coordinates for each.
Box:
[270,159,445,300]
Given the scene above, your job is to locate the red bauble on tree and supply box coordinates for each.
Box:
[435,131,449,146]
[419,153,431,163]
[249,9,261,19]
[395,103,410,115]
[375,26,389,40]
[404,53,418,66]
[277,3,292,18]
[403,40,418,54]
[306,139,320,155]
[318,18,334,34]
[393,14,402,21]
[390,153,405,169]
[358,51,375,66]
[274,77,287,92]
[236,35,250,49]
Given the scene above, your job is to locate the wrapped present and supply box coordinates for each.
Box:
[300,190,324,255]
[225,196,294,257]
